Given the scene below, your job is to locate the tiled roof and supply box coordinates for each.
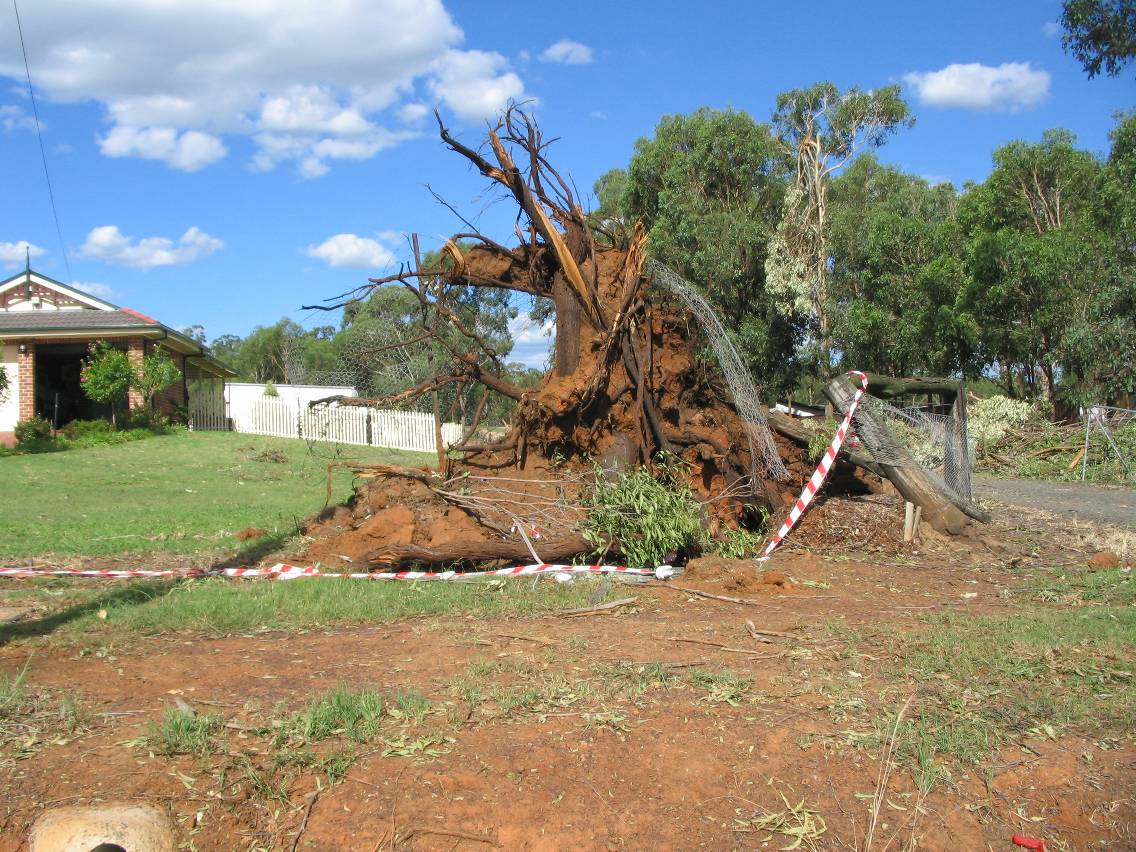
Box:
[0,310,156,332]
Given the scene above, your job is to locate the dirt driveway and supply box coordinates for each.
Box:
[973,476,1135,527]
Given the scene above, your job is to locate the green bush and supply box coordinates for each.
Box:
[123,408,176,433]
[582,460,706,567]
[14,417,56,453]
[60,419,116,441]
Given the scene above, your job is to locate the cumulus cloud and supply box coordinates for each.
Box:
[0,0,530,175]
[307,233,396,268]
[70,281,116,301]
[79,225,223,270]
[507,312,554,369]
[0,240,45,269]
[99,126,227,171]
[0,105,37,133]
[540,39,593,65]
[903,62,1050,111]
[427,50,528,123]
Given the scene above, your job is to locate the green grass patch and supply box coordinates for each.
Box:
[147,708,223,756]
[826,568,1135,783]
[0,575,618,641]
[0,431,432,558]
[1022,566,1135,606]
[294,686,386,742]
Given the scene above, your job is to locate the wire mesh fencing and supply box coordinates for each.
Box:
[1081,405,1135,482]
[834,388,978,511]
[650,261,788,483]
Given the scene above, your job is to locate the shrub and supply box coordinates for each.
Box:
[14,417,56,453]
[263,381,279,398]
[123,408,176,433]
[582,459,705,567]
[969,395,1037,447]
[60,419,117,441]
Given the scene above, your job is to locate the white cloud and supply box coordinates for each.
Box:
[70,281,116,301]
[0,240,45,269]
[540,39,593,65]
[1042,22,1060,37]
[427,50,529,122]
[397,102,430,124]
[79,225,223,270]
[903,62,1050,111]
[99,125,227,171]
[0,105,37,133]
[507,311,554,369]
[0,1,529,175]
[307,233,396,269]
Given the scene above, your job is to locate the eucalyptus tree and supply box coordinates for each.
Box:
[766,82,913,376]
[1060,0,1136,78]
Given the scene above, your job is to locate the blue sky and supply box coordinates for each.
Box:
[0,0,1131,368]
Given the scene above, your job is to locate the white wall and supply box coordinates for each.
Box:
[0,344,19,432]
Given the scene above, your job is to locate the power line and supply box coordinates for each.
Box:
[12,0,71,279]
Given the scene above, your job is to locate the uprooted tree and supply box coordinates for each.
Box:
[301,107,960,568]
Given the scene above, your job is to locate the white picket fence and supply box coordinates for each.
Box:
[235,397,462,454]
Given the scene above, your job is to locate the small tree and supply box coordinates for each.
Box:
[133,349,181,410]
[81,342,132,425]
[0,364,8,404]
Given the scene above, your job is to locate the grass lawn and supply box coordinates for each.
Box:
[0,575,617,642]
[0,432,432,560]
[824,566,1135,782]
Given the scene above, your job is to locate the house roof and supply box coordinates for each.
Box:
[0,268,237,378]
[0,309,158,331]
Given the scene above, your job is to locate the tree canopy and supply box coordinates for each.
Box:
[1061,0,1136,78]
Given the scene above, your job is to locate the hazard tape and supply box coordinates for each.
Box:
[760,369,869,560]
[0,563,676,582]
[1,375,872,578]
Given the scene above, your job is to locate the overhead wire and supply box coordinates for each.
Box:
[11,0,71,279]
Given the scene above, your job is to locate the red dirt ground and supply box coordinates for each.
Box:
[1,498,1133,851]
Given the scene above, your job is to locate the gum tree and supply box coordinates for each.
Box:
[767,82,913,377]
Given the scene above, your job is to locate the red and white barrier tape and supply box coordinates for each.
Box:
[1,373,870,578]
[0,563,676,582]
[760,370,869,560]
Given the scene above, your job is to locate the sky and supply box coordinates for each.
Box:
[0,0,1132,369]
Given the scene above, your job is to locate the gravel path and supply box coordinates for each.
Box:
[973,477,1135,527]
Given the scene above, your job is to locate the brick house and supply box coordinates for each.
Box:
[0,268,234,446]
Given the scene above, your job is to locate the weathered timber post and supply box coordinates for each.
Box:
[824,375,972,535]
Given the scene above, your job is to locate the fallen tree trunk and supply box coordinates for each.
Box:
[862,373,961,403]
[824,376,973,535]
[365,534,593,567]
[767,410,886,478]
